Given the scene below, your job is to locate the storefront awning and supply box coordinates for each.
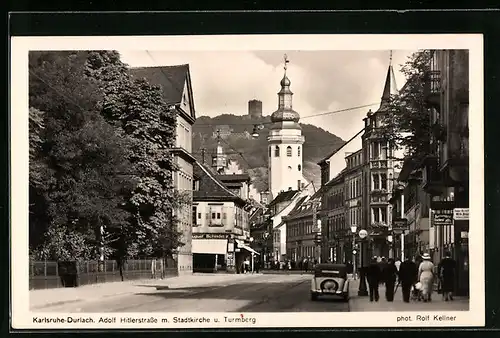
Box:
[235,239,260,255]
[192,239,227,254]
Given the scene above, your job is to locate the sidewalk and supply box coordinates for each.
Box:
[348,279,469,312]
[30,272,263,310]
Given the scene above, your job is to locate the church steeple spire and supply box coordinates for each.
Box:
[378,50,398,111]
[278,54,293,109]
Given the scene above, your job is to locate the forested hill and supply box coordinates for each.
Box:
[192,114,345,192]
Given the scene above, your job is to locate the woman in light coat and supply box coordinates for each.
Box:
[418,253,435,302]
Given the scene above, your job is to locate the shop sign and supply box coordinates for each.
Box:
[392,218,408,233]
[192,233,230,240]
[453,208,469,221]
[433,213,453,226]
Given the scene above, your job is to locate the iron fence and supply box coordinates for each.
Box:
[29,258,178,290]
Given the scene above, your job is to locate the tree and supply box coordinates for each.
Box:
[85,51,188,260]
[381,50,433,165]
[29,51,135,261]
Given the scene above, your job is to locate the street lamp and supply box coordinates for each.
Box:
[250,237,255,273]
[350,225,357,279]
[316,219,322,263]
[358,229,369,296]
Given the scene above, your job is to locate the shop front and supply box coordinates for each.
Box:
[192,233,232,273]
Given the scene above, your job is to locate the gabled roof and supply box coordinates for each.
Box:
[268,190,299,207]
[130,64,196,122]
[193,161,246,205]
[286,196,316,220]
[324,168,347,187]
[217,174,250,182]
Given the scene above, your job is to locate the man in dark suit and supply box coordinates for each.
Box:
[366,257,381,302]
[398,257,418,303]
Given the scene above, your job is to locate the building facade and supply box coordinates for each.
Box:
[422,49,469,296]
[344,150,364,264]
[267,57,306,199]
[361,62,398,260]
[130,64,197,275]
[319,172,346,263]
[285,191,323,264]
[192,162,255,273]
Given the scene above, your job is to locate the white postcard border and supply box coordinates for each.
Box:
[10,34,484,329]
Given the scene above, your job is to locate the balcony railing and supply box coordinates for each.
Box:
[421,156,443,195]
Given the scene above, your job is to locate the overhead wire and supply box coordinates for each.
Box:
[192,102,380,127]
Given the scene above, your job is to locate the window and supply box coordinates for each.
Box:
[286,146,292,157]
[381,173,387,190]
[209,206,223,226]
[298,164,301,171]
[269,147,272,157]
[298,146,301,156]
[373,174,380,190]
[372,207,380,223]
[372,142,380,159]
[381,208,387,224]
[192,206,197,226]
[275,145,280,157]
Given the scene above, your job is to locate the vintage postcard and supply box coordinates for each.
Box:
[10,34,484,329]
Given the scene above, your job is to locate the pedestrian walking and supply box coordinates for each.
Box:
[395,257,402,272]
[366,257,382,302]
[438,251,457,301]
[378,257,387,286]
[382,258,398,302]
[418,253,435,302]
[398,257,418,303]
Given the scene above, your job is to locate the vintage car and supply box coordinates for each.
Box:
[310,263,350,302]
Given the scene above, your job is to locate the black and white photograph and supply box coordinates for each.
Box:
[10,34,484,328]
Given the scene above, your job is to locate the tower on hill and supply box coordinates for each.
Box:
[248,99,263,119]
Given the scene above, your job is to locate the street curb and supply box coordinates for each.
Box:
[31,291,138,310]
[31,299,83,310]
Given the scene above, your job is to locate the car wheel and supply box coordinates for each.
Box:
[311,292,318,301]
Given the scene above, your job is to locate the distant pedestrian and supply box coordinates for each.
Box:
[438,251,457,301]
[398,257,418,303]
[378,257,388,285]
[366,257,381,302]
[395,258,402,272]
[418,253,435,302]
[382,258,398,302]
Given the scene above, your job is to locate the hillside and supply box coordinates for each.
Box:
[192,114,345,192]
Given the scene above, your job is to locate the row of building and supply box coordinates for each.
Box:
[249,50,469,296]
[130,65,261,276]
[131,51,469,297]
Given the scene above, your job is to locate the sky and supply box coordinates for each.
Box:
[119,50,415,142]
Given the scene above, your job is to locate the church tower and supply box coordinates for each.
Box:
[268,54,305,199]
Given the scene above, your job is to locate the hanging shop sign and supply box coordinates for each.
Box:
[453,208,469,221]
[433,213,453,226]
[391,218,408,234]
